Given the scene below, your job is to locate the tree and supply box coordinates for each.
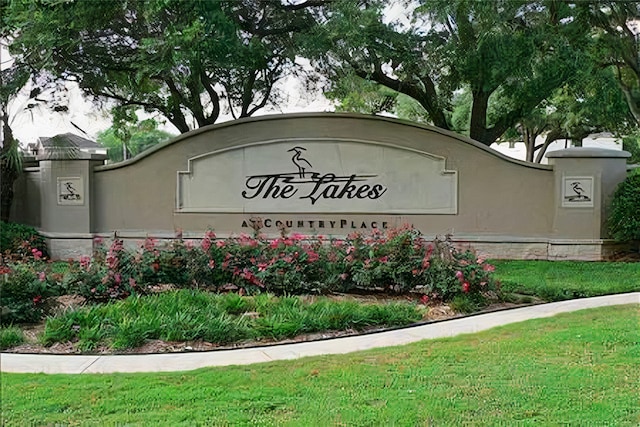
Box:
[309,0,588,146]
[5,0,323,134]
[578,1,640,125]
[0,65,28,222]
[501,62,635,162]
[97,111,175,163]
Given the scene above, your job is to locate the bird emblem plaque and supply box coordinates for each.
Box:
[562,176,594,208]
[57,177,84,206]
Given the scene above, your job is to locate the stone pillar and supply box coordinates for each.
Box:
[546,148,630,259]
[37,152,107,259]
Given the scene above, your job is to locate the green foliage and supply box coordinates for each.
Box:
[608,172,640,242]
[6,0,321,132]
[39,290,422,351]
[581,2,640,126]
[0,326,25,350]
[97,114,174,162]
[0,221,48,259]
[3,306,639,425]
[311,0,591,145]
[0,262,63,325]
[623,136,640,164]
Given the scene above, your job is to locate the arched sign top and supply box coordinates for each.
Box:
[96,113,552,172]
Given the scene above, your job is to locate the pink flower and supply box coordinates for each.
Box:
[31,248,43,260]
[32,295,42,304]
[129,277,137,287]
[185,240,195,250]
[106,254,118,269]
[339,273,348,280]
[346,246,355,255]
[420,295,430,304]
[143,238,156,251]
[205,230,217,240]
[379,256,389,264]
[455,271,464,281]
[114,273,122,284]
[306,250,320,263]
[110,239,124,253]
[257,262,268,272]
[269,239,281,249]
[79,256,91,269]
[38,271,46,282]
[208,259,216,269]
[462,282,470,293]
[201,238,212,252]
[483,264,495,272]
[290,233,305,241]
[216,240,226,248]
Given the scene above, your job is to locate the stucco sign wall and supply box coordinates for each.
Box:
[177,140,458,214]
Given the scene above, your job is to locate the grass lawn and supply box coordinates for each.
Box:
[493,260,640,301]
[2,304,638,426]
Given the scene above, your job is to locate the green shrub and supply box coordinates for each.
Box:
[622,135,640,165]
[608,171,640,242]
[0,221,48,260]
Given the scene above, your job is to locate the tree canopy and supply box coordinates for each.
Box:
[5,0,323,133]
[308,0,595,146]
[3,0,640,155]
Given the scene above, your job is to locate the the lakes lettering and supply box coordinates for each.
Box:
[241,146,388,204]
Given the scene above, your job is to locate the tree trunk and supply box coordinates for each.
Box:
[522,126,540,163]
[0,113,20,223]
[534,128,564,163]
[469,90,490,145]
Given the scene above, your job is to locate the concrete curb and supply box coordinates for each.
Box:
[2,292,638,374]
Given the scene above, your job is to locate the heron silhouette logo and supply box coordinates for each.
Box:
[60,181,81,201]
[287,146,313,178]
[565,181,591,202]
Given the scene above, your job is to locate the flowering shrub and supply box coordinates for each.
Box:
[0,221,48,260]
[64,228,498,304]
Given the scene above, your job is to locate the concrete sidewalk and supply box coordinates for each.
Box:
[2,292,638,374]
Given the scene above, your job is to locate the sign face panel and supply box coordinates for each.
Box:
[562,176,594,208]
[57,177,84,206]
[177,140,457,214]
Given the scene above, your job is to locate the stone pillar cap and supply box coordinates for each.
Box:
[546,147,631,159]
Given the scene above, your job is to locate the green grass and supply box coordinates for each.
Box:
[2,305,638,425]
[39,290,423,351]
[493,260,640,301]
[0,326,24,350]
